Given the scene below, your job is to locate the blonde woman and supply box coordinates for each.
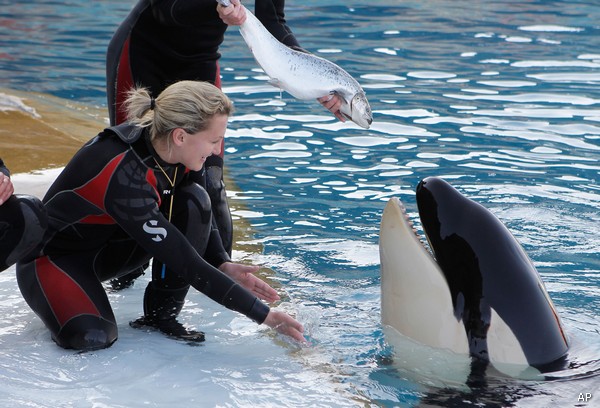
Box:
[17,81,304,350]
[106,0,343,290]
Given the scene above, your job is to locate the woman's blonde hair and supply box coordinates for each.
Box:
[124,80,234,142]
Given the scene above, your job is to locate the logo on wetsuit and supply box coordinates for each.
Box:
[143,220,167,242]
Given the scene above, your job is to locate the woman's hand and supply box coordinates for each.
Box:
[0,174,14,205]
[217,0,246,26]
[263,310,305,343]
[219,262,280,303]
[318,93,346,123]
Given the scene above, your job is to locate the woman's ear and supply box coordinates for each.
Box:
[172,128,186,147]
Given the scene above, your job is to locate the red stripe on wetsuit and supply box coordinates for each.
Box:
[74,153,124,224]
[35,257,100,326]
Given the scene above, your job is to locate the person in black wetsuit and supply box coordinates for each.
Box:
[16,81,305,351]
[106,0,344,290]
[0,158,47,272]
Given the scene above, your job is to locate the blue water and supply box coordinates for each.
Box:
[1,0,600,406]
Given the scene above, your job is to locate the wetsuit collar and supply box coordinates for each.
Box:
[109,123,144,143]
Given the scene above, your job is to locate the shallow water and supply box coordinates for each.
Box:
[1,0,600,407]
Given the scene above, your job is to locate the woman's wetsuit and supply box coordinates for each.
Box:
[16,125,269,350]
[106,0,301,255]
[0,158,47,272]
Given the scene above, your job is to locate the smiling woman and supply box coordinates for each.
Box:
[15,80,305,352]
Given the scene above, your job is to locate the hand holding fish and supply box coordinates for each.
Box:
[215,0,372,128]
[216,0,246,25]
[318,93,346,123]
[217,0,346,122]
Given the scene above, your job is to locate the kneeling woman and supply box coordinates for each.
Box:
[17,81,304,350]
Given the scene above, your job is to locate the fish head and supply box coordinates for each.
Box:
[346,91,373,129]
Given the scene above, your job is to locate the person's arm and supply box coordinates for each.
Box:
[108,186,305,340]
[217,0,301,49]
[254,0,302,50]
[0,158,14,205]
[203,217,232,266]
[101,157,274,323]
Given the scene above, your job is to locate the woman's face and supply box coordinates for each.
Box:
[178,114,227,171]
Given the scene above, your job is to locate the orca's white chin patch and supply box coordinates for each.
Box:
[382,324,472,389]
[380,197,469,353]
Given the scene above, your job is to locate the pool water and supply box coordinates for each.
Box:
[1,0,599,406]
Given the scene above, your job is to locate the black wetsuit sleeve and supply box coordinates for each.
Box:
[105,155,269,323]
[0,158,9,177]
[254,0,302,50]
[204,217,231,267]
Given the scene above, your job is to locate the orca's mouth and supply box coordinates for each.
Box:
[396,199,433,256]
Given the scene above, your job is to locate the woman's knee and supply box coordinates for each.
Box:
[17,256,118,351]
[173,182,212,227]
[54,315,118,351]
[168,182,213,252]
[178,182,211,214]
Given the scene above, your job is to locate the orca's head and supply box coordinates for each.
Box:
[386,176,570,372]
[415,177,484,292]
[415,177,466,249]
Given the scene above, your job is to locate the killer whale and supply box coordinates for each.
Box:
[380,177,569,379]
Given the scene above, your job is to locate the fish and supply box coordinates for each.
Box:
[380,177,569,380]
[216,0,373,129]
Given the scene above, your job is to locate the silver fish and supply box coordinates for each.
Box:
[216,0,373,129]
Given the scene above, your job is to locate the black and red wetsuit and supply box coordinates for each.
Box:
[106,0,301,256]
[0,158,47,272]
[16,125,269,350]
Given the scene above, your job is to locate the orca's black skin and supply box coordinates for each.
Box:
[415,177,569,371]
